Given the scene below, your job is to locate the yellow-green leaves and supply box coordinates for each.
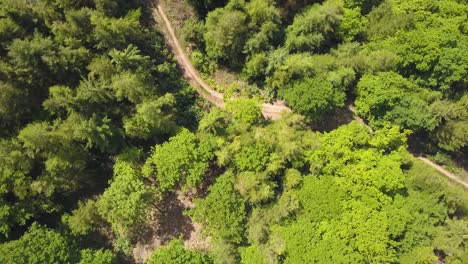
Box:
[143,129,213,194]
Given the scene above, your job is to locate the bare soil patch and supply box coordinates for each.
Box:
[158,0,195,48]
[132,191,210,263]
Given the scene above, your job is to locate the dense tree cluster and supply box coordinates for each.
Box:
[146,239,213,264]
[184,0,468,152]
[186,113,467,264]
[0,0,197,261]
[93,105,456,263]
[0,0,466,263]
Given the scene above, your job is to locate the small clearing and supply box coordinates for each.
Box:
[132,191,210,263]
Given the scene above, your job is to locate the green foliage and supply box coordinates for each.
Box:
[364,0,413,41]
[279,78,345,120]
[435,120,468,152]
[273,205,400,263]
[246,192,299,244]
[182,17,206,49]
[296,176,346,222]
[338,7,367,42]
[216,112,320,176]
[1,0,467,263]
[405,158,467,215]
[110,71,152,104]
[399,246,438,264]
[190,50,214,74]
[356,72,438,131]
[0,139,36,233]
[62,199,101,235]
[51,7,94,44]
[204,7,248,66]
[344,0,383,14]
[0,81,26,129]
[109,44,151,72]
[383,1,468,92]
[285,1,343,53]
[255,113,321,171]
[7,32,88,85]
[225,98,262,125]
[210,238,241,264]
[190,172,246,243]
[0,223,78,264]
[233,140,270,173]
[91,9,144,49]
[257,122,467,263]
[243,0,281,55]
[266,53,335,92]
[123,94,178,140]
[433,219,468,264]
[0,124,91,236]
[97,149,153,236]
[143,129,213,193]
[147,239,213,264]
[186,0,228,17]
[78,249,117,264]
[431,95,468,151]
[309,123,408,191]
[243,53,268,82]
[59,112,118,152]
[235,171,275,204]
[198,108,229,135]
[0,0,193,260]
[283,168,303,190]
[240,244,264,264]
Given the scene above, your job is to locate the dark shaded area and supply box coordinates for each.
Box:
[136,192,194,246]
[185,0,228,18]
[312,104,355,132]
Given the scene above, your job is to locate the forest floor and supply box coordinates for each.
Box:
[132,191,210,263]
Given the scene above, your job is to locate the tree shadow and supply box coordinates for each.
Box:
[312,104,355,132]
[138,192,194,246]
[155,192,194,242]
[132,165,222,263]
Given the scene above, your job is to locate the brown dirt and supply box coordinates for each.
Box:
[150,1,291,120]
[132,191,210,263]
[417,157,468,189]
[156,0,194,49]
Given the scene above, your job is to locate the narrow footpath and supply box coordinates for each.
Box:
[152,2,291,119]
[152,1,468,189]
[417,157,468,188]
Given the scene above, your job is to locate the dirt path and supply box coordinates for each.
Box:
[347,104,468,189]
[152,2,291,119]
[417,157,468,188]
[347,103,374,133]
[152,2,467,188]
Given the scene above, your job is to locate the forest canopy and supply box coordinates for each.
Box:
[0,0,467,263]
[185,0,468,152]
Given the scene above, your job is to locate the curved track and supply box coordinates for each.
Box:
[152,3,291,119]
[152,2,467,188]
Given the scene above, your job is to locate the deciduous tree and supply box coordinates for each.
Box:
[142,129,213,193]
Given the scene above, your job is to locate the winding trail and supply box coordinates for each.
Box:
[152,2,291,119]
[152,2,467,189]
[417,157,468,189]
[348,104,468,189]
